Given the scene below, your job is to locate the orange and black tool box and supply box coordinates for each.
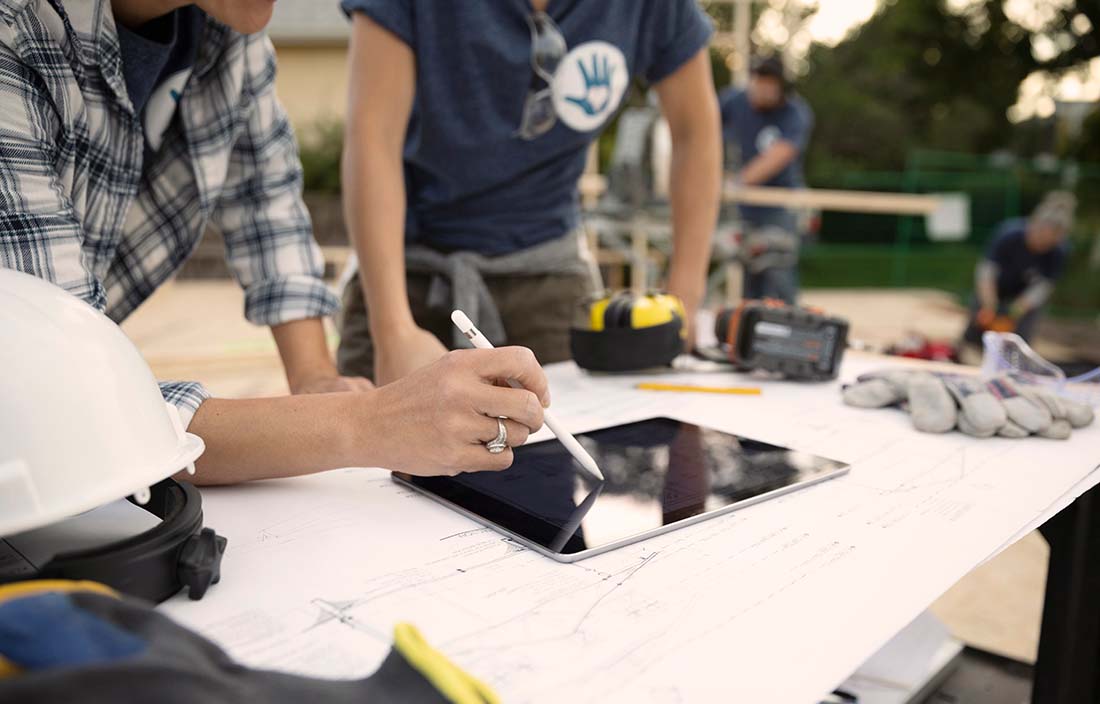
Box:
[714,300,848,381]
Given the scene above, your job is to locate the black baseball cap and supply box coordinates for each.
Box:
[750,55,786,81]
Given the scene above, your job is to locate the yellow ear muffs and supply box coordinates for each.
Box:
[571,292,685,372]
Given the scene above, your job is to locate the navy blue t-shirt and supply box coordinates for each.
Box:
[985,218,1069,300]
[341,0,713,255]
[116,7,204,157]
[719,87,813,224]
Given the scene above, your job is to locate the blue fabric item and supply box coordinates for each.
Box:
[0,589,458,703]
[115,7,203,116]
[743,206,797,235]
[984,218,1069,300]
[719,87,813,224]
[340,0,713,255]
[0,593,145,669]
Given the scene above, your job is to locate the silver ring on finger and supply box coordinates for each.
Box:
[486,417,508,454]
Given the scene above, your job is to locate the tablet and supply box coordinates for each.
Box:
[393,417,849,562]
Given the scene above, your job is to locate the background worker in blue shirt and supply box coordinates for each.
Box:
[719,55,814,304]
[336,0,723,384]
[963,191,1075,345]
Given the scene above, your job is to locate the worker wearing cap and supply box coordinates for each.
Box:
[0,0,555,483]
[335,0,723,385]
[963,191,1076,345]
[719,55,814,304]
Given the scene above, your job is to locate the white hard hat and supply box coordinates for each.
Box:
[0,268,205,536]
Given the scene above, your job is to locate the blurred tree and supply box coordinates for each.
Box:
[1072,107,1100,163]
[1026,1,1099,72]
[797,0,1037,179]
[1010,116,1059,156]
[793,0,1100,180]
[298,119,344,194]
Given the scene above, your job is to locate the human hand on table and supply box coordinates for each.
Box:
[374,325,449,385]
[362,347,549,475]
[843,370,1094,439]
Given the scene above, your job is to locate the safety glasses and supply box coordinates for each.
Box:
[516,12,566,141]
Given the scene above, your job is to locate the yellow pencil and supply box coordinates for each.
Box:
[635,382,762,395]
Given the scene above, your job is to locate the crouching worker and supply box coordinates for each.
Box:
[0,0,548,483]
[962,191,1075,348]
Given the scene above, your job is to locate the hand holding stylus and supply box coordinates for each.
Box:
[451,310,606,482]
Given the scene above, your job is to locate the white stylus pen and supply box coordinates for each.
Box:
[451,310,605,482]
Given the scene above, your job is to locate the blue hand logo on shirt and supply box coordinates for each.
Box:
[552,41,628,133]
[564,54,615,117]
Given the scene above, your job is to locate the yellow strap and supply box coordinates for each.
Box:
[0,580,117,604]
[393,623,500,704]
[0,655,18,679]
[0,580,118,680]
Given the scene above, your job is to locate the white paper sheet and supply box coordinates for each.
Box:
[161,353,1100,702]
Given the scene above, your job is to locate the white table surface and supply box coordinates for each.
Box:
[161,352,1100,702]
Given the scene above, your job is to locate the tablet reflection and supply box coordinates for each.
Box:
[413,418,847,556]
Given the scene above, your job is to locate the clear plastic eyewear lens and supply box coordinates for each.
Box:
[527,13,566,79]
[518,89,556,140]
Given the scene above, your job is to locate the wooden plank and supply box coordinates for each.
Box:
[724,185,941,215]
[578,175,943,217]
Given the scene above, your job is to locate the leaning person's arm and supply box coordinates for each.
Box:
[272,318,374,393]
[344,13,447,383]
[205,34,353,392]
[975,260,1000,311]
[654,49,722,338]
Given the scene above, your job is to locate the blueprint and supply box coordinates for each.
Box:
[161,354,1100,702]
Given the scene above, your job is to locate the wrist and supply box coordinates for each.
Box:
[667,275,704,311]
[366,302,418,341]
[285,359,339,393]
[333,391,378,468]
[342,386,401,470]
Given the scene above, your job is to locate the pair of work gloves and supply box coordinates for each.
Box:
[843,370,1094,439]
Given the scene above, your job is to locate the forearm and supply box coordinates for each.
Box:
[343,138,414,336]
[343,15,417,339]
[185,346,555,484]
[271,317,337,391]
[186,394,363,485]
[738,143,798,186]
[667,116,722,310]
[975,261,999,309]
[1012,280,1054,315]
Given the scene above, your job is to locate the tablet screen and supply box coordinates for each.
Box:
[405,417,848,557]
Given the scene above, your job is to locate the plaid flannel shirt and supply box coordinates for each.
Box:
[0,0,339,425]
